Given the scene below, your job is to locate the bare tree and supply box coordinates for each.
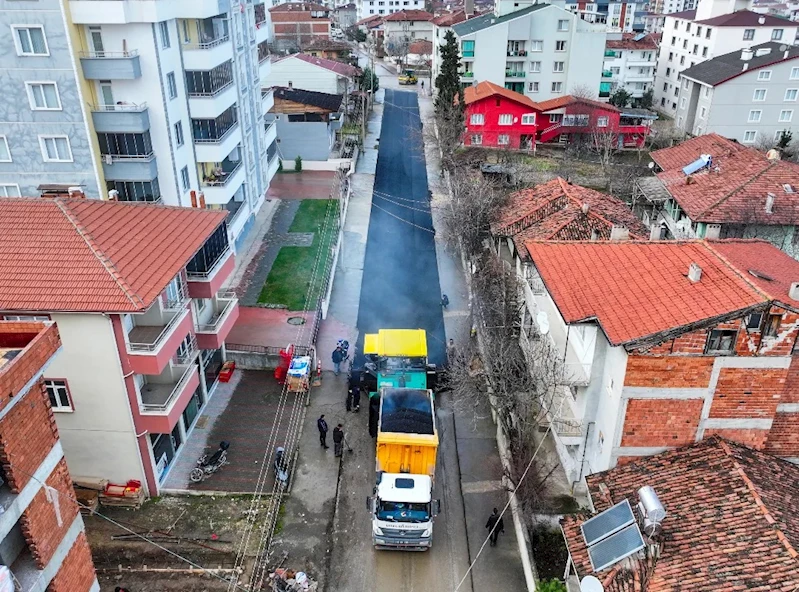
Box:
[570,84,598,100]
[387,34,411,70]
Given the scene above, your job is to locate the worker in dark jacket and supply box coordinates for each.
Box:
[318,414,329,449]
[332,346,344,375]
[486,507,505,546]
[333,424,345,457]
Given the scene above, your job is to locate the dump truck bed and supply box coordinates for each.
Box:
[377,388,438,477]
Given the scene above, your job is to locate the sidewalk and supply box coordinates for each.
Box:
[418,93,530,590]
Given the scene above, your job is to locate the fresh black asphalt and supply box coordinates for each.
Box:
[354,89,447,367]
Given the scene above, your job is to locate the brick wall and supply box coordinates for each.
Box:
[0,322,60,416]
[47,533,96,592]
[620,399,704,447]
[624,356,713,388]
[703,428,770,449]
[764,412,799,456]
[708,368,785,419]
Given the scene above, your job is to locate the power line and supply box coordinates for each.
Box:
[371,202,437,234]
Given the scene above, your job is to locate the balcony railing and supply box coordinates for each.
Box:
[127,308,189,353]
[173,334,198,365]
[505,71,526,78]
[196,293,237,332]
[188,79,234,98]
[507,50,527,56]
[461,71,474,78]
[187,245,231,280]
[102,150,155,161]
[201,160,242,186]
[140,362,197,412]
[80,49,139,58]
[193,121,239,144]
[602,70,613,78]
[92,102,148,112]
[183,35,230,50]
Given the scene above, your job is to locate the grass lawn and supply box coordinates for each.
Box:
[258,199,339,310]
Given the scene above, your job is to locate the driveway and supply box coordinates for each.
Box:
[267,171,337,200]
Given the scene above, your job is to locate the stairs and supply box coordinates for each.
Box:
[538,122,562,143]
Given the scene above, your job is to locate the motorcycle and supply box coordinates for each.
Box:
[274,446,290,484]
[190,441,230,483]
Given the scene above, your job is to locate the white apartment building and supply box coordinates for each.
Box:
[356,0,424,20]
[602,32,658,100]
[654,0,799,116]
[650,0,698,15]
[452,1,607,101]
[383,9,434,51]
[565,1,647,33]
[431,10,471,85]
[7,0,280,253]
[676,42,799,143]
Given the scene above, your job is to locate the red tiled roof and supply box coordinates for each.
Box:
[355,14,383,26]
[0,198,227,313]
[536,95,620,113]
[492,178,648,259]
[275,53,360,77]
[605,32,659,50]
[271,11,329,22]
[668,8,696,19]
[651,134,799,224]
[697,9,792,26]
[383,9,433,20]
[430,10,468,26]
[463,80,539,109]
[409,39,433,54]
[270,2,329,12]
[562,437,799,592]
[524,240,769,346]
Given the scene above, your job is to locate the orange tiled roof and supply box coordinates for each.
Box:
[605,32,659,50]
[430,10,468,26]
[562,437,799,591]
[492,178,648,259]
[524,240,769,345]
[536,95,620,113]
[0,198,227,313]
[383,9,433,20]
[463,80,539,109]
[651,134,799,224]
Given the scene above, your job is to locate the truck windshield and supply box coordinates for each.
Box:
[379,356,427,373]
[377,501,430,522]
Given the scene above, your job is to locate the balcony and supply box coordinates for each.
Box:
[602,70,613,78]
[505,71,526,78]
[79,50,141,79]
[265,117,277,145]
[193,106,241,163]
[182,35,232,70]
[91,102,150,133]
[258,40,271,65]
[195,292,240,349]
[68,0,234,25]
[126,298,194,376]
[187,61,236,118]
[102,152,158,181]
[539,385,583,444]
[200,158,245,204]
[461,71,474,78]
[507,50,528,57]
[138,362,201,433]
[187,224,234,298]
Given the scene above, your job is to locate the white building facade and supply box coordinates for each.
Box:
[565,1,647,33]
[601,32,658,100]
[355,0,424,21]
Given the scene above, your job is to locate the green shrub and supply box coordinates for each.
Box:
[536,579,567,592]
[294,155,303,172]
[278,159,283,172]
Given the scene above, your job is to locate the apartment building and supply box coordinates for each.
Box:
[270,2,332,51]
[356,0,424,21]
[676,41,799,142]
[267,53,360,94]
[602,32,658,100]
[649,0,698,14]
[383,9,434,46]
[431,10,470,83]
[654,0,798,116]
[0,0,278,252]
[633,133,799,255]
[520,238,799,486]
[452,3,607,101]
[564,0,647,33]
[0,320,99,592]
[0,198,240,497]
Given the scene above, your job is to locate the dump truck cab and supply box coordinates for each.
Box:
[369,473,439,550]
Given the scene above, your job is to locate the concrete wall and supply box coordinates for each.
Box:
[274,117,334,160]
[45,313,145,487]
[0,0,102,197]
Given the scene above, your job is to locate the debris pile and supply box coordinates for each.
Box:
[269,569,318,591]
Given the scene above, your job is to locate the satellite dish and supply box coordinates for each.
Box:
[536,311,550,335]
[780,44,788,52]
[581,575,605,592]
[647,161,655,169]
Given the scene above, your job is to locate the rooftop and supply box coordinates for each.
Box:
[271,86,344,111]
[452,4,548,36]
[524,240,770,347]
[463,80,539,109]
[561,437,799,591]
[696,8,793,25]
[273,53,360,77]
[355,14,383,26]
[492,178,648,259]
[0,198,226,313]
[409,39,433,54]
[302,38,352,51]
[383,9,433,21]
[430,10,468,26]
[536,95,621,113]
[605,32,659,50]
[270,2,329,12]
[651,133,799,224]
[0,321,61,404]
[681,41,799,86]
[666,8,696,19]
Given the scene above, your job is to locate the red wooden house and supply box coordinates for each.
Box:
[462,81,655,151]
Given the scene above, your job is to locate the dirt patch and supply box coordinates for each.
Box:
[530,523,570,582]
[86,494,281,591]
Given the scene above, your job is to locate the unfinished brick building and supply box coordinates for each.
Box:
[521,239,799,489]
[0,320,98,591]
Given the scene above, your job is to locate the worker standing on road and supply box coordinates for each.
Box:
[486,508,505,546]
[332,346,344,376]
[333,424,345,457]
[318,414,329,449]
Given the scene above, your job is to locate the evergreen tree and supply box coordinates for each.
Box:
[609,88,632,108]
[435,30,462,113]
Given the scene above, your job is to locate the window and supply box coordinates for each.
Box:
[12,26,48,56]
[174,121,184,146]
[553,61,565,72]
[706,28,711,39]
[700,106,706,118]
[680,97,687,109]
[746,312,763,330]
[680,56,685,65]
[462,40,474,57]
[25,82,61,110]
[39,135,72,162]
[167,72,177,99]
[470,113,484,125]
[763,314,781,338]
[704,86,711,97]
[180,165,190,191]
[529,61,541,72]
[528,81,539,92]
[706,329,737,354]
[772,28,784,40]
[758,70,772,81]
[786,89,798,101]
[743,28,755,40]
[683,39,687,49]
[780,109,793,122]
[753,88,766,101]
[666,67,671,76]
[45,379,72,411]
[697,26,702,36]
[555,40,566,51]
[521,113,536,125]
[777,129,790,141]
[743,130,757,143]
[595,116,608,127]
[557,19,569,31]
[748,109,762,122]
[497,134,510,145]
[498,113,513,125]
[693,44,698,55]
[0,184,21,197]
[530,40,543,52]
[3,315,49,322]
[668,52,673,62]
[702,47,708,57]
[792,67,799,80]
[683,78,690,90]
[663,82,668,91]
[470,133,482,145]
[0,137,10,162]
[159,21,171,48]
[551,81,563,93]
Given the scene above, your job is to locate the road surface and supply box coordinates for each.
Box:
[326,89,472,592]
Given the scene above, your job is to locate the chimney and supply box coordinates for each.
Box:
[786,49,791,59]
[610,226,630,241]
[688,262,702,283]
[686,175,695,185]
[766,192,775,213]
[68,187,85,199]
[755,47,772,57]
[199,192,207,209]
[790,282,799,300]
[190,190,198,208]
[581,202,590,214]
[758,15,766,24]
[741,47,754,61]
[743,62,749,71]
[465,0,475,16]
[649,224,661,241]
[705,223,721,239]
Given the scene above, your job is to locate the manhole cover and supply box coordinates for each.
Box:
[287,316,306,325]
